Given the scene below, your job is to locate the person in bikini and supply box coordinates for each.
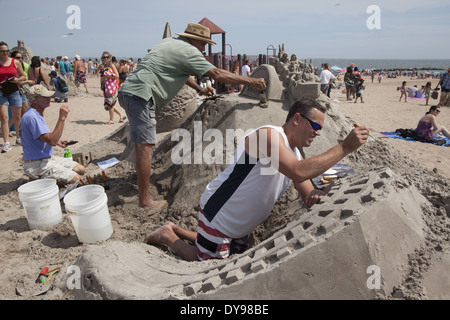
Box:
[415,105,450,139]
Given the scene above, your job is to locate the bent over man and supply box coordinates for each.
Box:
[145,99,369,261]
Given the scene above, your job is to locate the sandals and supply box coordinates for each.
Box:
[118,116,127,123]
[105,120,114,124]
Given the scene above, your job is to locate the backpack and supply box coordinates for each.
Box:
[57,77,69,92]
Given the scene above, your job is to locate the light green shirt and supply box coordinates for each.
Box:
[119,37,215,109]
[23,62,30,80]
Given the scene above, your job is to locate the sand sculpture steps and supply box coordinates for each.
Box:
[69,167,430,299]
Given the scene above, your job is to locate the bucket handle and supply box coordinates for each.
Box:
[66,210,77,215]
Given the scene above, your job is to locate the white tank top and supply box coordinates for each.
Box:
[200,126,301,238]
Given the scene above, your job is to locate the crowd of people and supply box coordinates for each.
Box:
[0,40,143,157]
[395,66,450,106]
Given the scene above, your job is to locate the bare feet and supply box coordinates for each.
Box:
[139,199,168,210]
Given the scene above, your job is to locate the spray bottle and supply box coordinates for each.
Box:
[64,148,72,161]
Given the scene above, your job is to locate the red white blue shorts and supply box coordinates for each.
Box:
[195,208,249,261]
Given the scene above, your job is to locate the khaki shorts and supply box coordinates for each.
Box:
[118,91,157,145]
[24,156,78,184]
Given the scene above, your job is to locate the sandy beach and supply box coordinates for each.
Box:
[0,68,449,300]
[336,76,450,181]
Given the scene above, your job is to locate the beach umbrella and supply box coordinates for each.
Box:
[350,63,355,66]
[331,65,341,72]
[163,22,172,39]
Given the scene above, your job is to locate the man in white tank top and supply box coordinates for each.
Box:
[145,99,370,261]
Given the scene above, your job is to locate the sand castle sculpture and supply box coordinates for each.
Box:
[34,46,448,300]
[10,40,33,65]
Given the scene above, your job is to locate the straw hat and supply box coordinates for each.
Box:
[176,23,216,45]
[29,85,55,98]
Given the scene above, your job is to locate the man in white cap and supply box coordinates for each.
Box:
[74,54,88,93]
[19,85,85,185]
[118,22,266,210]
[63,56,74,82]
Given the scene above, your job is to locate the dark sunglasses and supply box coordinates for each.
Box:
[300,114,322,131]
[101,56,110,59]
[0,49,9,53]
[15,56,23,59]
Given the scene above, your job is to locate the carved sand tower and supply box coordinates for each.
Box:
[10,41,33,65]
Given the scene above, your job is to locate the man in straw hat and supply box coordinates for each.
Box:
[119,22,266,210]
[19,85,85,185]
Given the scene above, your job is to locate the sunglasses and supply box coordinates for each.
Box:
[0,49,9,53]
[101,56,110,60]
[15,56,23,59]
[300,114,322,131]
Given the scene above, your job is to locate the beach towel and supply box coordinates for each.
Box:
[103,68,118,110]
[381,130,450,147]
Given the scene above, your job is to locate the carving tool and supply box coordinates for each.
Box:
[35,267,49,283]
[353,123,375,140]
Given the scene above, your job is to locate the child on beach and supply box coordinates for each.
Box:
[423,82,432,106]
[354,79,365,103]
[399,81,408,102]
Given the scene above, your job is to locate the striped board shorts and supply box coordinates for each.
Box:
[195,208,249,261]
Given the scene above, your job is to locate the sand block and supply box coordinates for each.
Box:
[289,81,321,99]
[240,64,285,101]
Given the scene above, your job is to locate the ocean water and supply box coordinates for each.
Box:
[310,58,450,71]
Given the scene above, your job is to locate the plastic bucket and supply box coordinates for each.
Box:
[18,179,62,230]
[63,185,113,243]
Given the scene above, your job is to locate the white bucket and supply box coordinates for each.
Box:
[18,179,62,230]
[63,185,113,243]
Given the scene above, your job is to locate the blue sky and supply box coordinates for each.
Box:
[2,0,450,60]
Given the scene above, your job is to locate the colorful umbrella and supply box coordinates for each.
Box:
[331,65,342,72]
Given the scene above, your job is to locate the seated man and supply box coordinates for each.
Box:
[19,85,85,185]
[408,85,418,98]
[145,99,369,261]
